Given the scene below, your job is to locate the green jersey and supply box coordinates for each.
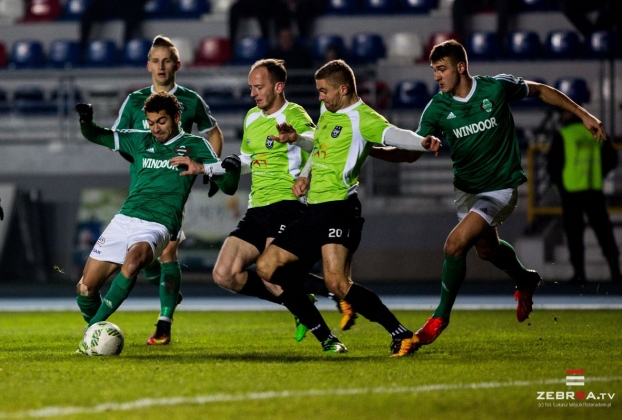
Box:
[241,101,315,208]
[417,74,528,194]
[308,99,392,204]
[81,123,219,236]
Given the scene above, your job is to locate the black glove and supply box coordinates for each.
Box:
[221,154,241,171]
[75,103,93,123]
[203,175,220,197]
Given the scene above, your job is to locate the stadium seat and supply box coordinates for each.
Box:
[325,0,359,15]
[61,0,87,20]
[392,80,430,109]
[203,86,241,111]
[423,31,459,61]
[170,37,195,67]
[0,0,26,21]
[12,86,55,115]
[505,31,541,60]
[21,0,61,22]
[350,33,386,64]
[175,0,210,18]
[143,0,172,19]
[10,40,45,69]
[85,40,118,67]
[0,42,8,68]
[588,30,618,58]
[48,39,80,69]
[312,34,347,62]
[194,37,231,66]
[467,31,500,61]
[362,0,398,14]
[232,36,269,65]
[358,80,391,109]
[400,0,438,14]
[554,77,590,105]
[386,32,423,63]
[123,38,151,67]
[545,30,581,59]
[50,86,83,115]
[211,0,234,15]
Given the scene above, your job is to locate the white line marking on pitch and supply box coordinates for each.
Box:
[0,377,620,419]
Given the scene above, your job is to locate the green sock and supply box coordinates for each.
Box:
[487,240,528,287]
[88,273,136,326]
[433,254,467,320]
[159,261,181,319]
[76,294,102,323]
[143,260,162,287]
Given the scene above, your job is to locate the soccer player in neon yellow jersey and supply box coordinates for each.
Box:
[255,59,442,357]
[113,35,224,345]
[413,39,606,345]
[74,92,240,353]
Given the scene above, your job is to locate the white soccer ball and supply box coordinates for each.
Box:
[80,321,124,356]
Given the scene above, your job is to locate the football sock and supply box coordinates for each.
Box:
[343,283,411,337]
[142,260,162,287]
[301,272,332,298]
[76,293,102,323]
[487,240,530,288]
[159,262,181,319]
[279,289,333,343]
[433,254,467,320]
[238,270,282,304]
[88,272,136,326]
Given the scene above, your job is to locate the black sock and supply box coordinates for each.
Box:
[344,283,412,339]
[302,273,333,299]
[280,289,332,343]
[238,270,282,305]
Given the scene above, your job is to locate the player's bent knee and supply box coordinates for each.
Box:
[76,280,94,296]
[255,259,275,283]
[212,266,236,289]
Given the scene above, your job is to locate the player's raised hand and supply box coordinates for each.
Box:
[269,122,298,143]
[75,103,93,123]
[170,156,204,176]
[422,135,442,157]
[292,176,309,198]
[582,113,607,143]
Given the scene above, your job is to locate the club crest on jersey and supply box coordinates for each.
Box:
[265,136,274,149]
[175,146,189,156]
[481,99,494,113]
[331,126,342,138]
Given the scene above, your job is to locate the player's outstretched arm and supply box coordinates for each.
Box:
[383,126,442,156]
[526,81,607,142]
[269,123,314,152]
[370,146,422,163]
[75,103,115,148]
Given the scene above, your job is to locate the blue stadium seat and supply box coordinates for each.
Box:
[48,39,80,69]
[588,30,618,58]
[232,36,269,65]
[362,0,398,14]
[62,0,88,20]
[175,0,210,18]
[312,34,346,62]
[85,40,118,67]
[467,31,500,60]
[350,33,386,64]
[400,0,438,14]
[325,0,359,14]
[545,30,581,59]
[203,86,241,111]
[554,77,590,105]
[12,86,55,115]
[123,38,151,67]
[143,0,173,19]
[0,89,10,114]
[505,31,541,60]
[392,80,430,109]
[10,40,45,69]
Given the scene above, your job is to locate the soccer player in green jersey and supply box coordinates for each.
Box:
[413,39,607,346]
[255,59,441,357]
[74,92,240,353]
[114,35,224,345]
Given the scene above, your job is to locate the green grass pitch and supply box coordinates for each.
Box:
[1,309,621,420]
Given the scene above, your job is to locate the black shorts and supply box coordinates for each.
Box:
[271,195,365,263]
[229,200,306,253]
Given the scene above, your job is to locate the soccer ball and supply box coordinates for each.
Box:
[80,321,124,356]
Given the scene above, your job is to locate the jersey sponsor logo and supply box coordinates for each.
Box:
[96,236,105,246]
[452,117,497,138]
[313,143,328,159]
[142,120,149,129]
[252,153,268,167]
[481,99,494,112]
[331,126,342,138]
[92,249,101,255]
[146,147,155,153]
[265,136,274,149]
[175,146,188,156]
[447,112,456,119]
[142,157,179,170]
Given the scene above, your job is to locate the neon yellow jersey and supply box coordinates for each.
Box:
[308,99,392,204]
[241,101,315,208]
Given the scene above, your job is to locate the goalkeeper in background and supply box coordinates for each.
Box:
[74,92,240,353]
